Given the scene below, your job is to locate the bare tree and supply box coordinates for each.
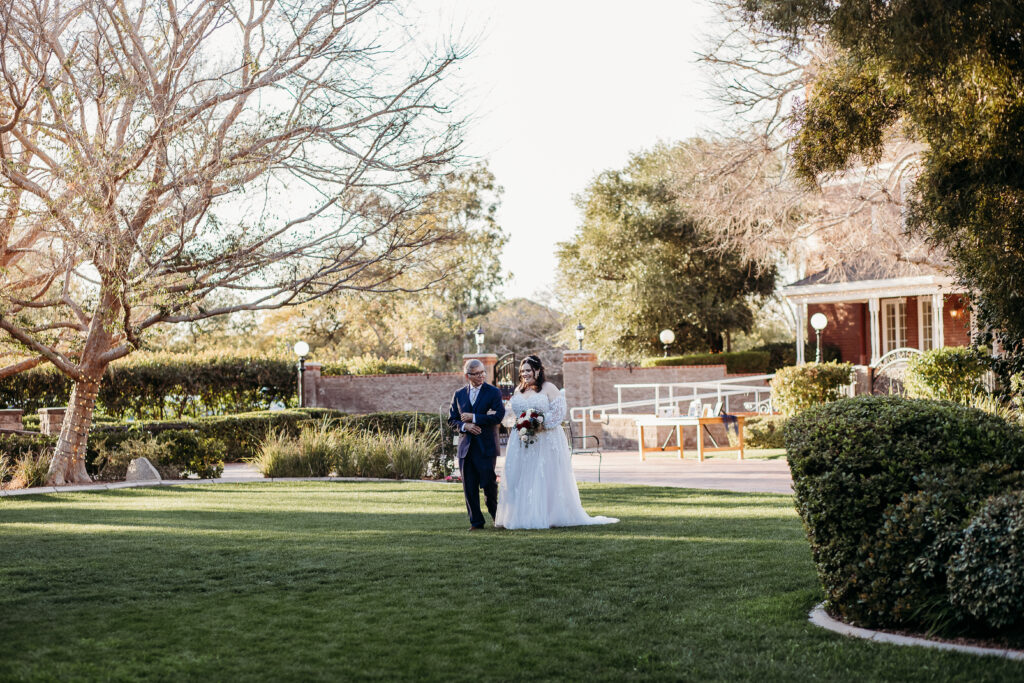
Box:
[0,0,465,484]
[693,0,942,277]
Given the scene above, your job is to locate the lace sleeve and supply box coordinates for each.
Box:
[546,391,567,428]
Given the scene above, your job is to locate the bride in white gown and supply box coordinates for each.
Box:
[495,355,619,530]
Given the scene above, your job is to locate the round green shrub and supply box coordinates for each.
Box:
[784,396,1024,628]
[947,491,1024,629]
[905,346,991,404]
[770,361,853,417]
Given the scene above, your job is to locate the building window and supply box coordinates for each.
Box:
[882,299,906,353]
[919,298,934,350]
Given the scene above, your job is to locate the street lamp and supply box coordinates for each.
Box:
[293,340,310,407]
[473,326,485,354]
[810,313,828,363]
[659,329,675,357]
[575,322,586,350]
[403,339,413,359]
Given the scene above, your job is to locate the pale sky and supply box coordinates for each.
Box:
[416,1,724,303]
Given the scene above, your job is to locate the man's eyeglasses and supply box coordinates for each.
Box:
[466,371,486,377]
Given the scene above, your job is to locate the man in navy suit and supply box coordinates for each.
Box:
[448,359,505,530]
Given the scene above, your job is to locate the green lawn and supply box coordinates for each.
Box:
[1,482,1020,681]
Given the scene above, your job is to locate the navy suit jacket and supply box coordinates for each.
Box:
[448,383,505,460]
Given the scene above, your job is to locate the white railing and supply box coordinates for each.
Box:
[570,374,775,439]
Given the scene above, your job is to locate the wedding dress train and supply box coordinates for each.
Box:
[495,390,618,529]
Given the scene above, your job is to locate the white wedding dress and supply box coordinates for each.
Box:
[495,389,619,529]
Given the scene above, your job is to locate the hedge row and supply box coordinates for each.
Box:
[786,396,1024,633]
[0,352,297,418]
[642,351,771,374]
[641,343,843,374]
[0,352,433,419]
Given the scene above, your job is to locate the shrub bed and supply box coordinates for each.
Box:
[751,342,841,372]
[249,421,436,479]
[905,346,992,403]
[770,361,853,417]
[785,396,1024,633]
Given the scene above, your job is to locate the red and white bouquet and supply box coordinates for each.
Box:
[515,408,545,447]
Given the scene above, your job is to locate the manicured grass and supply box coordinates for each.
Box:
[1,482,1021,681]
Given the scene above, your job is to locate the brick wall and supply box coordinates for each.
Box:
[308,368,467,415]
[944,294,971,347]
[809,302,867,364]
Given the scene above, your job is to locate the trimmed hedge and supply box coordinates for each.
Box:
[751,342,841,372]
[321,355,427,376]
[0,352,296,419]
[641,351,771,374]
[770,361,853,417]
[947,492,1024,629]
[785,396,1024,630]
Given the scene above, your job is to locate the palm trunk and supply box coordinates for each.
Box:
[46,377,101,486]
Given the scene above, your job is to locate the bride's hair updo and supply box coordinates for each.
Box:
[517,355,545,393]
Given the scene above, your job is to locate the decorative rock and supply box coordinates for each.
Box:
[125,457,161,482]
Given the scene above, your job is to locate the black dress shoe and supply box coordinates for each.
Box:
[469,526,485,531]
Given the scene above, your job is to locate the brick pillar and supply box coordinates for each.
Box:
[0,408,24,431]
[461,353,497,383]
[38,407,67,435]
[562,350,601,439]
[302,362,322,408]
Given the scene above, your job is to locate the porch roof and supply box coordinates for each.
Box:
[781,268,965,304]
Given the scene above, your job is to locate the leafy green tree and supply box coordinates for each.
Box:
[556,144,777,361]
[737,0,1024,373]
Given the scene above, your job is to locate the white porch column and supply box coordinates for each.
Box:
[931,293,944,349]
[869,297,881,364]
[795,302,807,365]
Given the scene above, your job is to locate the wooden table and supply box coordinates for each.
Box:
[634,415,746,462]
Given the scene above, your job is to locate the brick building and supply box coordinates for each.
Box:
[781,261,971,366]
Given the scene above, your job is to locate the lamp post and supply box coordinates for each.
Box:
[575,322,586,350]
[293,340,310,407]
[810,313,828,363]
[403,339,412,359]
[659,329,675,357]
[473,326,484,354]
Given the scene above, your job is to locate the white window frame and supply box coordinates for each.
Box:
[918,297,934,351]
[881,298,906,354]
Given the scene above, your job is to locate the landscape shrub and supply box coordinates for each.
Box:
[384,431,433,479]
[321,355,426,376]
[947,491,1024,629]
[249,430,306,478]
[641,351,770,374]
[0,433,57,488]
[743,415,787,449]
[93,434,181,481]
[905,346,991,404]
[155,431,226,479]
[352,434,393,478]
[770,361,853,417]
[785,396,1024,629]
[5,450,53,489]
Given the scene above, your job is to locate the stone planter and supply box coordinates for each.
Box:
[0,408,24,431]
[38,407,67,436]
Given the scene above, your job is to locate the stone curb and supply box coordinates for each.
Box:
[809,603,1024,661]
[0,476,456,497]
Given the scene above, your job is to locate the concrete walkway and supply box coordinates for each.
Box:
[220,451,793,495]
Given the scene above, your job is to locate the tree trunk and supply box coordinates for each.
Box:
[46,377,101,486]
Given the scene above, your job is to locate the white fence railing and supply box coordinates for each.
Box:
[570,374,775,438]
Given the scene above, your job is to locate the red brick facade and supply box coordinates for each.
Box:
[808,295,971,364]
